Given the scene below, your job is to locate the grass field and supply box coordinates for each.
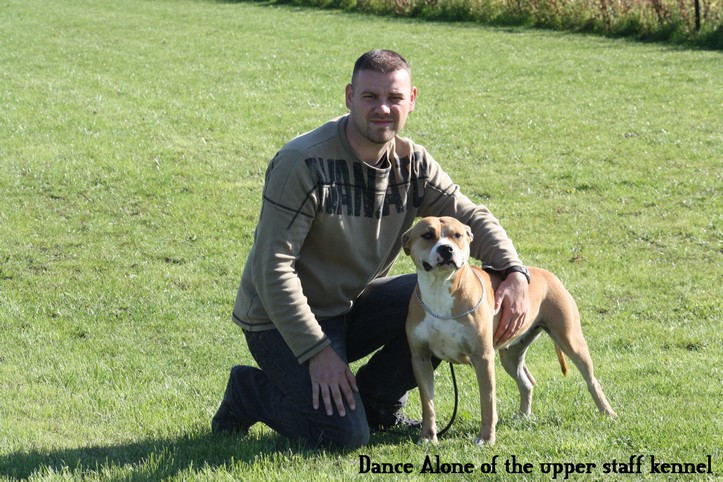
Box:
[0,0,721,480]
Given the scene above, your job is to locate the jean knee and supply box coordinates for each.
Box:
[332,416,370,450]
[314,408,370,449]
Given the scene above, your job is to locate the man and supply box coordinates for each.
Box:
[212,50,529,449]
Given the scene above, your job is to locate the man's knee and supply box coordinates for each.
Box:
[314,409,370,449]
[327,417,370,450]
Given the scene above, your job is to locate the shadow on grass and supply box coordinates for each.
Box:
[0,429,413,479]
[0,431,293,479]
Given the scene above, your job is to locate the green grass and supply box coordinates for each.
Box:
[1,0,721,480]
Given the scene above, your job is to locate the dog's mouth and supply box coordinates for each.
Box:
[422,259,461,272]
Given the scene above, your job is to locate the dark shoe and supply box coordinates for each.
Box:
[211,420,250,435]
[212,399,253,435]
[367,409,422,433]
[211,366,259,435]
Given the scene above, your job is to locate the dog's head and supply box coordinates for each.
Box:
[402,217,473,273]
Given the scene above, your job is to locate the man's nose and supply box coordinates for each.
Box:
[375,101,391,115]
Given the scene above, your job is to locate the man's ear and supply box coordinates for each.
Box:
[409,85,417,112]
[345,83,353,110]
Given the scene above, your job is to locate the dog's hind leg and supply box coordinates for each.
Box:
[499,330,541,416]
[547,326,617,418]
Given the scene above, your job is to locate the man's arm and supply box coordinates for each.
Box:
[251,152,358,416]
[250,152,330,362]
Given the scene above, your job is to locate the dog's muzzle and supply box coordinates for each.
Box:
[423,243,464,271]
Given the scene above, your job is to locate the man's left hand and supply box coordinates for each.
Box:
[493,271,530,345]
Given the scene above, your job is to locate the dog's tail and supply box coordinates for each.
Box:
[555,345,568,377]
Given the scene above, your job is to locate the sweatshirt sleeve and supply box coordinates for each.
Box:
[249,150,330,363]
[417,150,522,270]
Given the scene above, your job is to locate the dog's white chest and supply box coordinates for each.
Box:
[414,315,472,364]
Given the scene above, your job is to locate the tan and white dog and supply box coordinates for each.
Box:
[403,216,616,446]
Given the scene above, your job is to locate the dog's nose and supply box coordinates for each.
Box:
[437,244,454,260]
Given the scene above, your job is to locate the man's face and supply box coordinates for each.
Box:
[345,68,417,146]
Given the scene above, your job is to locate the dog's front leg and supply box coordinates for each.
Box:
[411,353,437,444]
[471,348,497,446]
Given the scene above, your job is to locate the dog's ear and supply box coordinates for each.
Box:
[401,229,412,255]
[466,225,474,242]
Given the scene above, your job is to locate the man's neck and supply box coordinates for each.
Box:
[345,120,392,166]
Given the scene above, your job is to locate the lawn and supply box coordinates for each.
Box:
[0,0,720,480]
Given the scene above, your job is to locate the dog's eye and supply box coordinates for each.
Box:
[454,233,463,238]
[421,232,434,240]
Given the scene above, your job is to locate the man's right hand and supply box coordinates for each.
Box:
[309,345,358,417]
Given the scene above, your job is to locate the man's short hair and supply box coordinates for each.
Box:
[351,50,411,86]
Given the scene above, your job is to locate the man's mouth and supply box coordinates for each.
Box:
[370,118,393,125]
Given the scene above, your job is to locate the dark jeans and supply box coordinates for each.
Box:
[214,274,424,449]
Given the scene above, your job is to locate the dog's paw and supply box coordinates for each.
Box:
[417,435,438,445]
[514,410,533,419]
[474,436,495,446]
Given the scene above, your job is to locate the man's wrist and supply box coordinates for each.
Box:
[504,266,531,284]
[300,339,332,364]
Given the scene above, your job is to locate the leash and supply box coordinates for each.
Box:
[437,362,458,437]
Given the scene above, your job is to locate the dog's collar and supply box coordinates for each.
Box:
[415,270,486,320]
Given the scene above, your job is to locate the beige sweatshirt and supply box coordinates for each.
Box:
[233,116,521,363]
